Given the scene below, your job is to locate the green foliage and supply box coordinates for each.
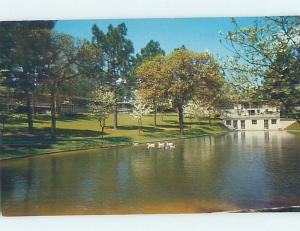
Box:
[136,54,168,126]
[136,47,225,134]
[0,21,56,131]
[135,40,165,65]
[92,23,134,128]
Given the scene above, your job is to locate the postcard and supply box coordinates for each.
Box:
[1,16,300,216]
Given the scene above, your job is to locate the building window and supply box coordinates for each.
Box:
[241,120,245,129]
[271,119,277,124]
[248,110,255,116]
[233,120,238,129]
[226,120,231,125]
[252,120,257,125]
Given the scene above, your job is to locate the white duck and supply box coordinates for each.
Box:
[165,142,175,149]
[158,142,165,148]
[147,143,155,149]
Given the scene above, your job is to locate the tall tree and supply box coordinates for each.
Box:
[0,21,55,131]
[40,32,102,138]
[92,23,134,129]
[135,40,165,65]
[220,16,300,123]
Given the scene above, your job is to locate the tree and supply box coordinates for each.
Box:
[221,56,260,103]
[135,40,165,65]
[264,46,300,119]
[131,91,152,135]
[92,23,134,129]
[164,48,223,134]
[89,87,115,138]
[39,32,102,139]
[0,21,55,131]
[136,54,167,127]
[220,16,300,123]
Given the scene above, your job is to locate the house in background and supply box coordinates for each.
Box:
[221,101,294,130]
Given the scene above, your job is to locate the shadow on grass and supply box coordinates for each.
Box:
[142,125,226,139]
[6,113,92,126]
[198,125,214,131]
[160,120,178,124]
[4,127,102,140]
[105,125,165,133]
[57,113,92,122]
[1,135,133,159]
[102,136,133,143]
[157,124,178,129]
[141,126,164,133]
[106,125,139,131]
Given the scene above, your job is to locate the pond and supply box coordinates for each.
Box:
[1,131,300,215]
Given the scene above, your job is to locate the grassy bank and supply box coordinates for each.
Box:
[286,121,300,131]
[0,113,229,160]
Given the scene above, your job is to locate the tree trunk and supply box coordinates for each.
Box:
[0,130,3,151]
[114,104,118,129]
[0,119,4,144]
[101,119,105,139]
[101,126,104,139]
[138,119,142,135]
[50,91,56,139]
[55,94,60,114]
[7,87,11,111]
[178,103,184,135]
[32,91,36,115]
[25,90,33,132]
[113,72,118,129]
[153,101,157,128]
[208,109,212,125]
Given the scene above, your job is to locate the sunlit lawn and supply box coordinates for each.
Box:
[1,113,228,159]
[286,121,300,131]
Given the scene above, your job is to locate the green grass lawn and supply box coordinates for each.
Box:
[1,112,228,159]
[286,121,300,131]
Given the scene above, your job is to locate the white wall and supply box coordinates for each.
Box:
[224,118,282,130]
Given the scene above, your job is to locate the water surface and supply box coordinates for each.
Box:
[1,131,300,215]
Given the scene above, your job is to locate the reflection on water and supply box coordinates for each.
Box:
[1,131,300,215]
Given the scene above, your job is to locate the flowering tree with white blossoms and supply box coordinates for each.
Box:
[89,87,115,138]
[220,16,300,123]
[184,101,201,128]
[184,99,221,126]
[131,91,153,135]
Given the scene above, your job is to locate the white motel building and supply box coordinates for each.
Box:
[221,102,294,130]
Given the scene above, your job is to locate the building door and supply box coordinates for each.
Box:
[241,120,245,129]
[264,120,269,129]
[233,120,238,129]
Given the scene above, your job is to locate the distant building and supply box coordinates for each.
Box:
[1,93,134,115]
[221,102,294,130]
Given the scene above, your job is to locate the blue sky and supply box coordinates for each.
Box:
[55,17,257,57]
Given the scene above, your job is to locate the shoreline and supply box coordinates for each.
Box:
[228,205,300,213]
[0,131,228,162]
